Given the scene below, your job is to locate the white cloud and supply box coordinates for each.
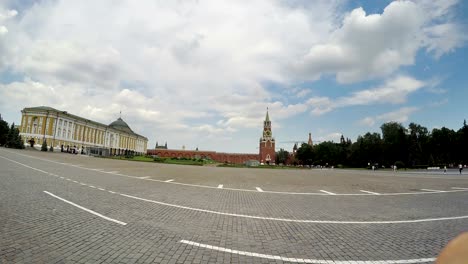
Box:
[0,0,464,152]
[307,75,425,115]
[293,0,465,83]
[359,107,419,127]
[295,89,311,98]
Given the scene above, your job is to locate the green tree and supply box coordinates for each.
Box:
[349,132,382,167]
[296,143,314,166]
[456,120,468,164]
[275,148,289,165]
[314,141,340,166]
[6,123,24,149]
[0,116,8,146]
[381,122,407,166]
[41,139,48,151]
[407,122,429,167]
[430,127,456,165]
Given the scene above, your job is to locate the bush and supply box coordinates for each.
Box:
[154,157,166,163]
[394,161,405,169]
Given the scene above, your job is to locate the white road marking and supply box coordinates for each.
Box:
[80,183,87,186]
[43,191,127,225]
[89,185,96,188]
[118,192,468,224]
[98,188,106,191]
[72,180,79,183]
[452,187,468,190]
[2,154,468,196]
[2,153,468,225]
[165,179,174,182]
[420,189,446,193]
[179,240,435,264]
[256,187,264,192]
[319,190,336,195]
[138,176,150,179]
[359,190,380,195]
[106,171,119,174]
[218,184,223,189]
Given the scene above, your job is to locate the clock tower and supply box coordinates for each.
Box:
[259,108,275,164]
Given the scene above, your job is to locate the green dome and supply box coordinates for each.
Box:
[109,117,134,133]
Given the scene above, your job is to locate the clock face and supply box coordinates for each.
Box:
[265,130,271,136]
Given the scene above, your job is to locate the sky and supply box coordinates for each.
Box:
[0,0,467,153]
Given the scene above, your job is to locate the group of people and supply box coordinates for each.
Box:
[443,164,465,174]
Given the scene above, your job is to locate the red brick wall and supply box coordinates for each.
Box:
[147,149,259,164]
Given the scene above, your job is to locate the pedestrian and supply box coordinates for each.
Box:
[444,165,447,174]
[459,164,463,175]
[372,165,375,171]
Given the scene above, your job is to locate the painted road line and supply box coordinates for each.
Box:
[108,191,116,194]
[452,187,468,190]
[218,184,223,189]
[421,189,446,193]
[165,179,174,182]
[3,154,468,197]
[89,185,96,188]
[256,187,264,192]
[80,183,87,186]
[179,240,435,264]
[139,176,150,179]
[98,188,106,191]
[319,190,336,195]
[119,192,468,224]
[106,171,119,174]
[359,190,381,195]
[43,191,127,225]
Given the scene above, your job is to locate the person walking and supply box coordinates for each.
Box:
[459,164,463,174]
[444,165,447,174]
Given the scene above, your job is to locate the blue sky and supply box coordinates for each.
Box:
[0,0,467,153]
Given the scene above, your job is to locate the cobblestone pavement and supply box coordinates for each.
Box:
[1,148,468,263]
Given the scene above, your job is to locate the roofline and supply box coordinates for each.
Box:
[21,106,148,140]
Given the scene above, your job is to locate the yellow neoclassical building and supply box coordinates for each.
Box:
[19,106,148,155]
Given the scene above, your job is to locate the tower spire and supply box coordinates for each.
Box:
[308,132,313,146]
[265,107,270,122]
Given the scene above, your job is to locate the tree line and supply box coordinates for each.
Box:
[0,115,25,149]
[276,121,468,168]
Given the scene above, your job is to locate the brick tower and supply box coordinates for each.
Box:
[259,108,275,164]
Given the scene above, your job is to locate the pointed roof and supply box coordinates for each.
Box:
[109,117,134,134]
[265,108,270,122]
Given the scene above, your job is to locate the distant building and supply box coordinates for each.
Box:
[19,106,148,155]
[148,109,278,164]
[308,132,313,146]
[155,141,168,149]
[259,108,275,164]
